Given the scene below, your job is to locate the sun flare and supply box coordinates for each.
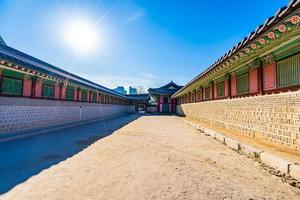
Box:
[62,18,99,55]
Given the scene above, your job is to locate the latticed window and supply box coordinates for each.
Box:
[42,84,54,98]
[81,90,87,101]
[66,88,74,100]
[277,53,300,88]
[237,73,249,94]
[217,82,225,97]
[92,92,97,102]
[204,87,210,100]
[1,76,22,96]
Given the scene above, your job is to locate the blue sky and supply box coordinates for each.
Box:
[0,0,288,90]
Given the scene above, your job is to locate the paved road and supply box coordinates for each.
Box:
[0,114,140,194]
[1,115,299,200]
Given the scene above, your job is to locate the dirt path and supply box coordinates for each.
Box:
[1,116,299,200]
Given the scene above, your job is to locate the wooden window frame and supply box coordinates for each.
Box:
[217,81,225,98]
[42,84,54,99]
[66,88,74,101]
[1,75,23,97]
[237,73,249,95]
[204,87,211,100]
[277,53,300,88]
[81,90,88,102]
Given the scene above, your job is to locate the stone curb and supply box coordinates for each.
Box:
[181,118,300,181]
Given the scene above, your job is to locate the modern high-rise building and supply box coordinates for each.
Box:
[129,86,137,95]
[113,86,127,95]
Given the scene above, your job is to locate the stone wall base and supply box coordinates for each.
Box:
[0,97,135,134]
[177,91,300,150]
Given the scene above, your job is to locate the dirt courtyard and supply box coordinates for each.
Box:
[1,115,299,200]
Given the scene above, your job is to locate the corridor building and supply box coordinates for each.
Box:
[172,0,300,150]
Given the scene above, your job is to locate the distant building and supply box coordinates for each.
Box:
[0,35,7,45]
[113,86,127,95]
[129,86,137,95]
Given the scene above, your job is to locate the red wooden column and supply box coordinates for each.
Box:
[54,82,60,99]
[263,62,277,92]
[31,77,42,98]
[23,75,32,97]
[60,83,66,100]
[159,96,163,112]
[231,74,237,97]
[224,79,230,98]
[214,81,218,99]
[210,83,214,100]
[249,67,259,94]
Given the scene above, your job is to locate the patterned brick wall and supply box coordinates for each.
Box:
[0,97,135,134]
[177,91,300,150]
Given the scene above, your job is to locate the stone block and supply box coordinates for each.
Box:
[215,132,225,143]
[290,164,300,180]
[225,137,240,150]
[260,152,294,174]
[240,143,263,158]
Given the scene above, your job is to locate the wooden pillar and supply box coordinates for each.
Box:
[23,75,32,97]
[214,81,218,99]
[31,77,42,98]
[60,83,66,100]
[263,62,277,92]
[54,82,60,99]
[231,74,237,97]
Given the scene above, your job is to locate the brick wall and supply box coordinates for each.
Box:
[177,91,300,150]
[0,97,135,134]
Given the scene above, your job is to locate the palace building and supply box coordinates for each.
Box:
[0,0,300,150]
[148,81,182,113]
[172,0,300,150]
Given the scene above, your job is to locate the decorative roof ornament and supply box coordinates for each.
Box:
[291,15,300,24]
[267,32,276,39]
[251,43,258,50]
[264,53,275,64]
[244,48,251,53]
[278,24,287,32]
[258,38,266,45]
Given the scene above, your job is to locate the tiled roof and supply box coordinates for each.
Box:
[0,44,128,99]
[149,81,182,95]
[126,94,150,101]
[172,0,300,98]
[0,36,6,46]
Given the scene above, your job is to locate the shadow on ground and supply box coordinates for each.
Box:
[0,114,140,194]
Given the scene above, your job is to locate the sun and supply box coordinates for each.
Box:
[62,18,99,55]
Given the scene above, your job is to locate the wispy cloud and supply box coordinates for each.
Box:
[126,10,145,22]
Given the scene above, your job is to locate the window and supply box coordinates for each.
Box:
[277,53,300,88]
[42,84,54,98]
[237,73,249,94]
[204,87,210,100]
[217,82,225,97]
[1,76,22,96]
[66,88,74,100]
[81,90,87,102]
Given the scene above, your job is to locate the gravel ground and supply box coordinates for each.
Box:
[1,115,299,200]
